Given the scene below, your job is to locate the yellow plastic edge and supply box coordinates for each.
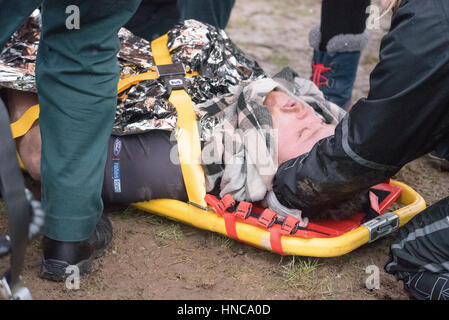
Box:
[168,90,207,207]
[151,34,207,208]
[117,71,159,94]
[132,179,426,257]
[10,104,39,139]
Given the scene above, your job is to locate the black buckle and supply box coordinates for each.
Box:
[156,63,186,94]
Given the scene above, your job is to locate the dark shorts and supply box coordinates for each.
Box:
[102,130,188,204]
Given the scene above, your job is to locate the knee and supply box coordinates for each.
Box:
[27,151,41,181]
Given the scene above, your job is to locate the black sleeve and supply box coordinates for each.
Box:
[273,0,449,217]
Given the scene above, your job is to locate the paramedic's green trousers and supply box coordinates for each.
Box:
[0,0,142,241]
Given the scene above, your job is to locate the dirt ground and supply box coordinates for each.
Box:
[2,0,449,300]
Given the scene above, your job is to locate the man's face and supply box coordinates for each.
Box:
[264,90,336,164]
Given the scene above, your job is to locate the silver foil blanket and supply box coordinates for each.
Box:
[0,18,266,136]
[0,15,40,92]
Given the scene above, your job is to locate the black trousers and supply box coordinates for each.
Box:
[124,0,235,41]
[385,196,449,300]
[319,0,370,51]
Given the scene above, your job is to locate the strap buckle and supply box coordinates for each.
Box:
[258,209,277,228]
[364,211,399,243]
[204,194,236,216]
[156,63,186,94]
[235,201,253,219]
[280,216,300,235]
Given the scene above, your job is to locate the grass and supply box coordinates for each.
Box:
[227,18,256,30]
[265,53,290,69]
[226,264,252,279]
[211,233,235,249]
[0,200,8,234]
[280,256,322,290]
[108,205,185,244]
[109,205,166,226]
[155,223,183,243]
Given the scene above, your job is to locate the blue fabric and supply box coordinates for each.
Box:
[312,49,361,110]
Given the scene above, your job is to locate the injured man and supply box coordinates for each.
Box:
[1,18,357,223]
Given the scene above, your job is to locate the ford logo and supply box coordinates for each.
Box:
[113,138,122,157]
[169,79,183,86]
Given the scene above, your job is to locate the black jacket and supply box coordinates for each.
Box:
[273,0,449,218]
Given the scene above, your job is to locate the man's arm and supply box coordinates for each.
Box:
[273,0,449,217]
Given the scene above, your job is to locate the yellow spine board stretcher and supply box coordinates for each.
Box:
[9,34,427,257]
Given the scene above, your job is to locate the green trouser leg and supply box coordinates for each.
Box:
[36,0,141,241]
[0,1,43,48]
[177,0,235,29]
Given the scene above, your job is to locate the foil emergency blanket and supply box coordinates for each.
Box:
[0,18,266,136]
[0,15,40,92]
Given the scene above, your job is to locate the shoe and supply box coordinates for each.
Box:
[426,152,449,171]
[40,214,113,282]
[309,26,369,110]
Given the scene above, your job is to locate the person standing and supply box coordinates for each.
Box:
[309,0,371,110]
[124,0,236,41]
[0,0,142,281]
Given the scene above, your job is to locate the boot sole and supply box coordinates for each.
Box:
[40,247,107,282]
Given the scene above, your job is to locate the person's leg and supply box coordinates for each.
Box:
[125,0,235,43]
[309,0,370,110]
[385,196,449,300]
[5,89,41,180]
[124,0,179,41]
[398,271,449,300]
[37,0,141,279]
[427,138,449,171]
[177,0,235,29]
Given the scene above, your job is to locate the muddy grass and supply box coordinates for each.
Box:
[1,0,449,300]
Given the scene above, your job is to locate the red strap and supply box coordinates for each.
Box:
[204,194,235,216]
[258,209,277,228]
[235,201,252,219]
[205,194,239,240]
[280,216,300,235]
[219,194,236,212]
[369,191,381,215]
[204,194,223,214]
[269,227,284,254]
[312,63,331,88]
[223,212,239,240]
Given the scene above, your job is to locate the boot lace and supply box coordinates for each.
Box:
[311,63,331,88]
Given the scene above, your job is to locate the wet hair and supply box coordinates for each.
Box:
[302,189,370,222]
[295,178,370,222]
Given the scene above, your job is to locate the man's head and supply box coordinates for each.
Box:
[263,89,336,164]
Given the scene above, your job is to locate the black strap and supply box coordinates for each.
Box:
[0,97,30,290]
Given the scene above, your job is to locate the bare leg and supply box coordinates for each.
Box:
[6,89,41,180]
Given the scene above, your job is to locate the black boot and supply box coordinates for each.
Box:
[40,214,113,282]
